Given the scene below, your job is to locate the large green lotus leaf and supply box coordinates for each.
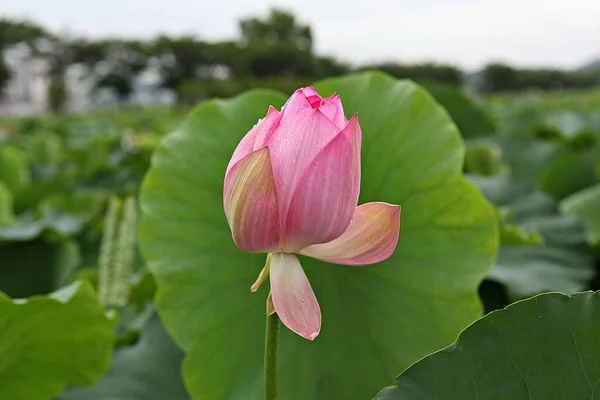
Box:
[471,175,593,299]
[375,291,600,400]
[59,313,189,400]
[560,183,600,248]
[0,281,115,400]
[139,72,498,399]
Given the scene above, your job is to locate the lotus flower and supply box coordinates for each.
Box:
[223,87,401,340]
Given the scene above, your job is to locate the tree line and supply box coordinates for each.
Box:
[1,8,598,107]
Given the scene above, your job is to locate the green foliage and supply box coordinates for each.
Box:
[0,239,81,298]
[0,18,52,47]
[375,291,600,400]
[485,92,600,202]
[60,314,188,400]
[49,76,67,112]
[363,63,463,85]
[539,146,599,200]
[240,8,312,50]
[95,41,148,99]
[464,143,506,176]
[129,269,157,310]
[239,8,316,78]
[482,62,599,92]
[176,79,238,104]
[138,72,498,399]
[0,57,9,93]
[0,192,105,243]
[560,183,600,249]
[496,207,544,247]
[0,145,30,193]
[176,76,316,104]
[0,181,15,227]
[419,81,496,138]
[98,197,137,308]
[0,110,177,302]
[472,175,593,300]
[0,281,115,400]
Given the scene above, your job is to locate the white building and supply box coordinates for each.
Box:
[129,68,175,107]
[0,44,50,116]
[65,63,96,112]
[0,45,177,116]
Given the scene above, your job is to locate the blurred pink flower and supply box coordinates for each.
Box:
[224,87,401,340]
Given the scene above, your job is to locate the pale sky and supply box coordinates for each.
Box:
[0,0,599,71]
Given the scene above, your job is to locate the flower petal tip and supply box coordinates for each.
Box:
[270,253,322,341]
[299,202,401,266]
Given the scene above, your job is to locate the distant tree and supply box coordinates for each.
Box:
[94,40,148,100]
[48,75,66,111]
[0,19,62,76]
[0,19,52,48]
[244,43,316,78]
[0,59,9,93]
[482,63,520,92]
[239,8,312,51]
[213,41,245,77]
[150,36,219,91]
[238,9,317,78]
[313,56,349,78]
[481,63,599,92]
[362,62,463,85]
[69,39,107,66]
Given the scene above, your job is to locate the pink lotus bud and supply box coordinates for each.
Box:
[224,87,401,341]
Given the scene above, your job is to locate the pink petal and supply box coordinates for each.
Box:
[318,94,348,129]
[278,87,325,121]
[270,253,321,340]
[283,132,356,252]
[278,88,314,118]
[226,106,280,176]
[299,202,401,266]
[266,109,342,227]
[342,114,362,208]
[301,87,326,109]
[301,87,320,98]
[305,95,323,109]
[223,147,280,253]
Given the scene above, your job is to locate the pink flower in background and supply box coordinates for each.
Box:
[223,87,401,340]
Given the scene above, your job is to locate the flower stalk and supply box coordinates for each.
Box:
[264,311,280,400]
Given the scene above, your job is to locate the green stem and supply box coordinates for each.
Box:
[264,312,280,400]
